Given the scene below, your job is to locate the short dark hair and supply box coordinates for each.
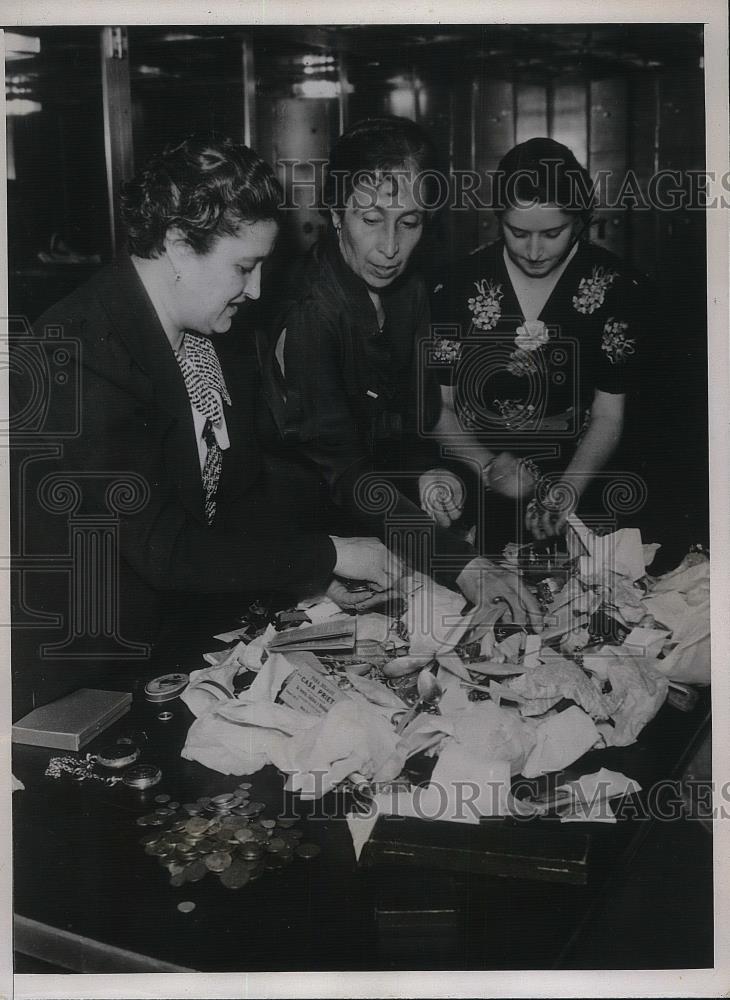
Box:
[494,137,595,225]
[121,134,283,258]
[325,116,440,213]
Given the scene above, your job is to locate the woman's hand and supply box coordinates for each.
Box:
[326,578,400,612]
[456,556,543,631]
[329,535,405,593]
[418,468,465,528]
[525,480,578,540]
[483,452,538,500]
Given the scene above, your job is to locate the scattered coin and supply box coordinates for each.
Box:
[220,861,251,889]
[136,814,160,827]
[196,838,217,854]
[184,817,210,836]
[241,801,266,817]
[276,816,298,828]
[260,819,276,830]
[237,782,252,790]
[212,793,236,807]
[266,837,288,854]
[185,860,208,882]
[295,843,321,860]
[238,843,264,862]
[149,842,173,857]
[154,794,171,804]
[204,851,232,873]
[170,873,186,888]
[234,828,255,844]
[177,900,196,913]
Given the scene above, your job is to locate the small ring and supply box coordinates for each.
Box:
[157,711,174,722]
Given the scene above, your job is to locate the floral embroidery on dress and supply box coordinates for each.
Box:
[506,349,538,377]
[493,398,536,427]
[506,321,549,377]
[514,319,550,352]
[431,337,462,365]
[467,278,503,330]
[601,318,635,365]
[572,265,618,315]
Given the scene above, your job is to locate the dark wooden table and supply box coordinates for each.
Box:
[12,670,713,973]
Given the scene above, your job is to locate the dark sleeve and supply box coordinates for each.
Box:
[37,330,336,600]
[278,292,476,578]
[426,268,469,389]
[279,297,371,506]
[593,271,646,396]
[401,278,448,472]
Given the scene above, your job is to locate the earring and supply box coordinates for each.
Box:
[167,251,182,284]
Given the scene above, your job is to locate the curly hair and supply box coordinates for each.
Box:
[325,116,440,214]
[494,137,595,226]
[121,134,283,258]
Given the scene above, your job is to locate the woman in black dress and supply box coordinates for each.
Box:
[430,137,651,551]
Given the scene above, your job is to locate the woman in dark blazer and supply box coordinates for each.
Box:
[18,135,401,667]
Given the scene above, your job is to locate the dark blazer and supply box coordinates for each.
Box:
[16,256,336,664]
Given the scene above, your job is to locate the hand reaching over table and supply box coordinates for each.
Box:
[418,468,466,528]
[329,535,405,596]
[525,479,579,540]
[326,578,401,613]
[456,556,543,632]
[483,452,538,500]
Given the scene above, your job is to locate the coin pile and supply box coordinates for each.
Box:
[136,784,320,890]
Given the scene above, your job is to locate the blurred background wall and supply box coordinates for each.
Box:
[6,24,705,309]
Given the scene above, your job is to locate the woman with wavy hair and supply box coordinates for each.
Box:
[27,134,402,661]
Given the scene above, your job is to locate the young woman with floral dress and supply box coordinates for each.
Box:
[429,137,652,552]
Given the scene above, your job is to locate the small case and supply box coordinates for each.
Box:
[12,688,132,751]
[359,815,591,885]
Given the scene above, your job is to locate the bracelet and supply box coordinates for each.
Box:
[45,754,121,786]
[520,457,542,484]
[480,459,496,483]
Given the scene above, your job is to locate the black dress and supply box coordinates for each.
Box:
[429,239,652,551]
